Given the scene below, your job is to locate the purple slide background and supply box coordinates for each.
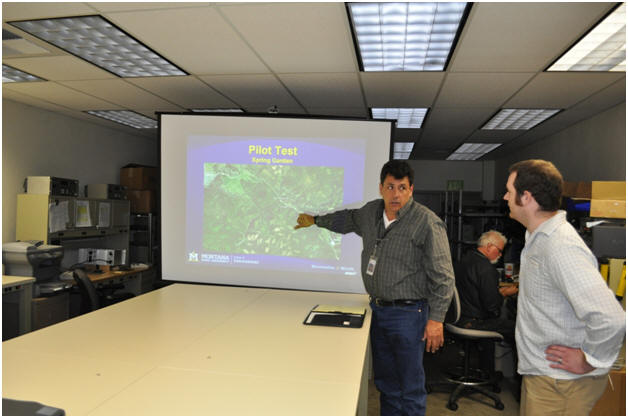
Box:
[184,136,367,275]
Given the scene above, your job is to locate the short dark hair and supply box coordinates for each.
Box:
[509,159,563,211]
[380,160,414,186]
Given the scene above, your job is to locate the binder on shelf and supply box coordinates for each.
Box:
[303,304,366,328]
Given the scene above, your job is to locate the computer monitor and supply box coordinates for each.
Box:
[592,224,626,259]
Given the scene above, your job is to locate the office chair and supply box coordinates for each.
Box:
[427,286,505,411]
[73,269,135,313]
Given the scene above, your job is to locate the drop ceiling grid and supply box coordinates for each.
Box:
[3,55,116,81]
[3,81,123,111]
[1,2,96,21]
[102,6,270,75]
[505,72,627,109]
[218,2,357,74]
[277,73,364,108]
[58,79,185,111]
[434,73,536,108]
[419,107,501,148]
[360,72,445,107]
[198,74,305,111]
[449,2,615,72]
[127,76,240,109]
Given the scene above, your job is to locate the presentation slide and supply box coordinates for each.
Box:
[161,114,392,293]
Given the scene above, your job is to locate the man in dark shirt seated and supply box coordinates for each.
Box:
[455,230,518,373]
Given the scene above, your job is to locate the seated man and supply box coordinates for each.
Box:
[455,230,518,372]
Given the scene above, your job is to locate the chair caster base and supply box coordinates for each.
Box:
[447,401,458,411]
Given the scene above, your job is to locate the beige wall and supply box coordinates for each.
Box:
[495,102,626,191]
[2,99,158,243]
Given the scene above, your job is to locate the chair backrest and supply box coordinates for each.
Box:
[73,269,100,312]
[444,285,461,325]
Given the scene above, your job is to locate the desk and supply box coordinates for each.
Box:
[2,284,371,415]
[2,276,35,339]
[86,266,150,295]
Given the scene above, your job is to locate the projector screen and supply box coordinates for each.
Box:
[160,114,392,293]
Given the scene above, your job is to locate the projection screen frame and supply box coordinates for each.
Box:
[159,111,394,293]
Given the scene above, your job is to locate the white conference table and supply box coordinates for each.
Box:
[2,283,372,415]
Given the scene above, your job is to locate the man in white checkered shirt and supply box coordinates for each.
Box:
[503,159,625,415]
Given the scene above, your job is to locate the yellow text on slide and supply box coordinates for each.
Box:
[248,145,298,156]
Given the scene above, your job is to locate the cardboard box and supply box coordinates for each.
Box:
[127,190,155,213]
[562,181,592,198]
[590,199,626,219]
[562,181,578,197]
[120,165,159,191]
[592,181,625,200]
[563,181,625,200]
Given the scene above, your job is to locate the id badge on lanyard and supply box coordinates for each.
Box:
[367,252,377,276]
[367,225,388,276]
[366,216,390,276]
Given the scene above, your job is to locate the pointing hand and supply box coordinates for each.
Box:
[294,214,315,229]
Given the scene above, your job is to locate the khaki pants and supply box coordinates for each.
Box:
[520,374,608,415]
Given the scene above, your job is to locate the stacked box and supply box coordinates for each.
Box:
[590,181,625,219]
[120,164,158,213]
[563,180,625,219]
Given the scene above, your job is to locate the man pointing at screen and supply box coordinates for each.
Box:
[294,160,454,416]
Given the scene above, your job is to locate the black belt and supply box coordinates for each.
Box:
[370,297,423,307]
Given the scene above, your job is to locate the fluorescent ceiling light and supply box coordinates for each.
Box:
[348,2,467,71]
[548,3,625,71]
[393,142,414,160]
[446,143,502,160]
[10,15,186,77]
[482,109,561,130]
[191,109,244,113]
[393,152,411,160]
[86,110,157,129]
[3,29,21,40]
[372,108,428,128]
[2,64,44,82]
[394,142,415,152]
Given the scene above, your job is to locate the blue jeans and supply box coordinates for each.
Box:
[370,300,429,415]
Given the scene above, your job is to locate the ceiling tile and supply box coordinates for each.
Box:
[306,108,368,118]
[505,72,625,109]
[2,2,96,21]
[244,106,307,115]
[3,88,75,113]
[219,2,356,73]
[2,38,52,57]
[59,79,184,111]
[127,76,238,109]
[105,6,269,74]
[3,81,120,110]
[3,56,115,81]
[361,72,445,107]
[88,2,200,13]
[435,73,534,107]
[420,107,497,147]
[467,130,523,143]
[450,2,614,72]
[412,148,452,160]
[199,74,304,112]
[393,128,421,141]
[569,77,626,114]
[278,73,363,108]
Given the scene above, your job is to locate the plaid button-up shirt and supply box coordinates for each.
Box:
[316,198,454,322]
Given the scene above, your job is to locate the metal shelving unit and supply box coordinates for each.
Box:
[443,191,506,261]
[130,213,159,266]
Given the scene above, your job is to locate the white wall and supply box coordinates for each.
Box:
[2,99,158,243]
[494,102,626,190]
